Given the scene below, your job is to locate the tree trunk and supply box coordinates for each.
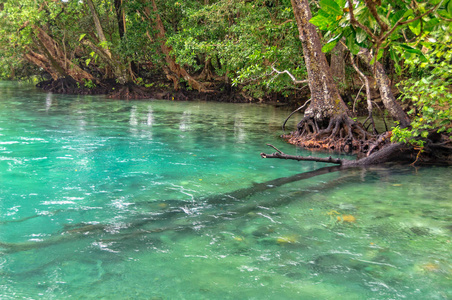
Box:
[290,0,350,123]
[86,0,112,59]
[288,0,369,152]
[114,0,126,39]
[330,42,347,94]
[358,48,411,128]
[86,0,129,84]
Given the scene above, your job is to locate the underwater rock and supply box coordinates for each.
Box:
[409,226,431,236]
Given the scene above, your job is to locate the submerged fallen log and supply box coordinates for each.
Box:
[0,165,362,254]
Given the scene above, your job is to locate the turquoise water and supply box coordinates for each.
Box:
[0,81,451,299]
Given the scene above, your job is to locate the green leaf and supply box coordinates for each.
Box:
[390,10,406,25]
[409,19,421,35]
[403,9,414,18]
[322,39,338,52]
[309,13,333,30]
[389,48,401,71]
[376,49,384,61]
[346,33,359,55]
[399,44,428,61]
[79,33,86,41]
[355,27,367,43]
[423,18,441,33]
[320,0,342,16]
[447,0,452,17]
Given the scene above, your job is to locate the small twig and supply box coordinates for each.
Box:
[266,143,283,154]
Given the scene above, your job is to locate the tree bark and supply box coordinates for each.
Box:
[358,48,410,128]
[290,0,350,122]
[24,48,59,80]
[330,42,347,94]
[114,0,126,39]
[86,0,112,59]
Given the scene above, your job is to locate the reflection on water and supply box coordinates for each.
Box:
[0,81,451,299]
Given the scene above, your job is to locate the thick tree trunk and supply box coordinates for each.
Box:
[290,0,350,122]
[288,0,370,152]
[358,48,411,128]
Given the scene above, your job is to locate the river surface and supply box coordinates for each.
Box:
[0,81,451,299]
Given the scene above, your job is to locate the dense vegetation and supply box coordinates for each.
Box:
[0,0,451,163]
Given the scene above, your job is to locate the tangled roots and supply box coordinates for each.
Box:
[287,115,375,153]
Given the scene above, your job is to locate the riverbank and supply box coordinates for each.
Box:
[35,76,310,108]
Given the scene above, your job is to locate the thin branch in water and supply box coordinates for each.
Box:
[282,99,311,134]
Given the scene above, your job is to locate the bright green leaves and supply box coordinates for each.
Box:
[392,30,452,147]
[345,31,360,55]
[408,19,421,35]
[446,1,452,17]
[310,0,344,31]
[309,10,333,31]
[320,0,342,16]
[321,34,341,52]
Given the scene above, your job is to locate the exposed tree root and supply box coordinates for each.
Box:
[108,83,152,100]
[37,77,109,95]
[287,114,375,154]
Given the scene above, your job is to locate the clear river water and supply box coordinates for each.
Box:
[0,81,451,299]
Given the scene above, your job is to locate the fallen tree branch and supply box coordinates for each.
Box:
[261,143,412,166]
[261,145,343,165]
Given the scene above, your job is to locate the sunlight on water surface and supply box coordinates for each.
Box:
[0,81,451,299]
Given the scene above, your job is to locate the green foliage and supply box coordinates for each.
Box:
[391,26,452,147]
[309,0,446,61]
[83,79,97,89]
[166,0,305,97]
